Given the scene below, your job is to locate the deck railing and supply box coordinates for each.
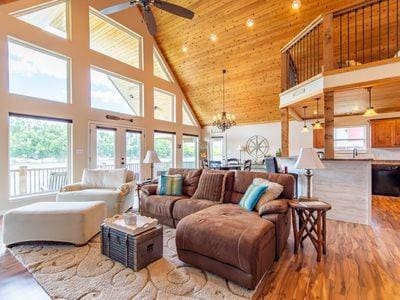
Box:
[281,0,400,91]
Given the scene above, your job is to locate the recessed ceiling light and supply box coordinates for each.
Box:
[182,45,188,53]
[246,18,255,28]
[210,33,218,42]
[292,0,301,10]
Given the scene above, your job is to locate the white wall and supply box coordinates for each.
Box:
[0,0,200,213]
[203,111,400,162]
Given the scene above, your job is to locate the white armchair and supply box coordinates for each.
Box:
[56,168,136,217]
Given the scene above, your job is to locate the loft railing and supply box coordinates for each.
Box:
[281,0,400,91]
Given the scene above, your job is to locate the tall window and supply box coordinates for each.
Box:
[154,89,175,122]
[334,126,367,152]
[153,47,173,82]
[90,67,143,116]
[89,9,142,69]
[12,0,69,39]
[96,128,116,169]
[210,136,224,161]
[183,135,199,169]
[154,131,175,175]
[183,101,197,126]
[8,39,70,103]
[9,114,71,198]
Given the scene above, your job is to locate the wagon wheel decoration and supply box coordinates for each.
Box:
[246,135,270,160]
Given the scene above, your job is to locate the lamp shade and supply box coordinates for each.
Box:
[143,150,161,164]
[295,148,325,170]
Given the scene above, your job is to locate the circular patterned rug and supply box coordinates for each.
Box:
[9,227,254,299]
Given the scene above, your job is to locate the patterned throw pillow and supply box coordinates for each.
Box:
[239,184,268,211]
[192,171,227,202]
[157,175,183,196]
[253,178,284,212]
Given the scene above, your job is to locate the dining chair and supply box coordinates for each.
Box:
[201,159,209,169]
[227,158,239,165]
[243,160,252,171]
[265,157,279,173]
[209,160,222,169]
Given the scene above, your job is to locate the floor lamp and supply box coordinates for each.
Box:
[143,150,161,179]
[295,148,325,200]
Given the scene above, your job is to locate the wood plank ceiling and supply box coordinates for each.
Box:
[153,0,362,126]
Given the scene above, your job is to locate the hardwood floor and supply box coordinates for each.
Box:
[0,196,399,299]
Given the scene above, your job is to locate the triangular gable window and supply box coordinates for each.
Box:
[153,47,173,82]
[12,0,68,39]
[183,101,197,126]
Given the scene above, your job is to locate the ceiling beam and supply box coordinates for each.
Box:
[288,107,303,121]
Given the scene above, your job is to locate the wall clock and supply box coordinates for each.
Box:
[246,135,270,160]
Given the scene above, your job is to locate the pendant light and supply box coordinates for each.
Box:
[312,98,323,130]
[363,87,378,117]
[301,106,309,133]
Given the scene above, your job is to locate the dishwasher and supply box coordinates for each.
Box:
[372,164,400,197]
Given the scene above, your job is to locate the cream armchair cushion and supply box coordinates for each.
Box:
[57,169,136,217]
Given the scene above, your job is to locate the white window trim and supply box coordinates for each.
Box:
[334,125,368,154]
[8,36,72,104]
[11,0,70,39]
[90,65,144,117]
[154,88,176,123]
[89,7,144,70]
[183,100,198,127]
[153,46,173,82]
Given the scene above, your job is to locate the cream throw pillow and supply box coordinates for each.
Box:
[253,178,284,212]
[82,168,127,189]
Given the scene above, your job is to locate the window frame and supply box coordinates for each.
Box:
[90,65,144,117]
[153,46,173,82]
[210,136,225,162]
[7,36,71,104]
[8,113,72,200]
[11,0,70,39]
[334,125,368,153]
[182,134,199,168]
[89,7,144,70]
[153,88,176,123]
[182,101,197,126]
[154,131,176,174]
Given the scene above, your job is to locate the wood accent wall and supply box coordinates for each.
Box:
[324,91,335,159]
[153,0,362,126]
[280,107,289,157]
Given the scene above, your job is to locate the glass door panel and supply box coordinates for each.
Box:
[125,131,142,180]
[154,132,175,176]
[183,135,198,169]
[96,128,116,169]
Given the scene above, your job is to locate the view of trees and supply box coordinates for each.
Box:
[10,117,68,161]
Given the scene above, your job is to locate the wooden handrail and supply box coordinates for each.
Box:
[333,0,382,17]
[281,15,323,52]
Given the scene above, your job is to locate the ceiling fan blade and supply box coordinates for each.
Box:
[143,7,157,36]
[101,2,134,15]
[154,0,194,19]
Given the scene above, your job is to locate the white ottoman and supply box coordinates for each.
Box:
[2,201,106,246]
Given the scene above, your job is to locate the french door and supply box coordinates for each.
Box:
[89,124,144,181]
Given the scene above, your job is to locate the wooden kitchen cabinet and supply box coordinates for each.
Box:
[313,125,325,149]
[370,118,400,148]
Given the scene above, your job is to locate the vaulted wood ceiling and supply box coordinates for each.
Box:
[153,0,362,126]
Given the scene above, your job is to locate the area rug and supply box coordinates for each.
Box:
[9,227,254,299]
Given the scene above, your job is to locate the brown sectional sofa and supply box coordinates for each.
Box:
[140,168,295,289]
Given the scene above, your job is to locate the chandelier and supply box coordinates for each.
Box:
[213,69,236,132]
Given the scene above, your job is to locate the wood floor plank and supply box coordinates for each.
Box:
[0,196,399,299]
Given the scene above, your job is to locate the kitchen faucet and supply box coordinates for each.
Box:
[352,148,358,159]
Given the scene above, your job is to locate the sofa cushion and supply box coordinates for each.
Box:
[81,168,127,189]
[192,171,227,202]
[253,178,284,212]
[157,174,183,196]
[141,195,188,218]
[168,169,203,197]
[176,204,275,274]
[258,199,289,215]
[239,184,267,211]
[204,170,235,203]
[172,199,219,221]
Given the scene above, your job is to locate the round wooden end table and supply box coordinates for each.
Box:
[289,200,332,262]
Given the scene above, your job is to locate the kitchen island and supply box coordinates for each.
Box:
[277,158,372,225]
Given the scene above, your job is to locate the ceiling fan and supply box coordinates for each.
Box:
[101,0,194,36]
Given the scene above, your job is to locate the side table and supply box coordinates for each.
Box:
[136,180,153,213]
[289,200,332,262]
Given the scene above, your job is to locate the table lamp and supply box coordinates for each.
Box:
[295,148,325,200]
[143,150,161,179]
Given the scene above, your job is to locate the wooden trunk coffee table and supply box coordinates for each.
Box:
[289,200,332,262]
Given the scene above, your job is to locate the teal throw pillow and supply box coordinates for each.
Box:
[239,184,268,211]
[157,174,183,196]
